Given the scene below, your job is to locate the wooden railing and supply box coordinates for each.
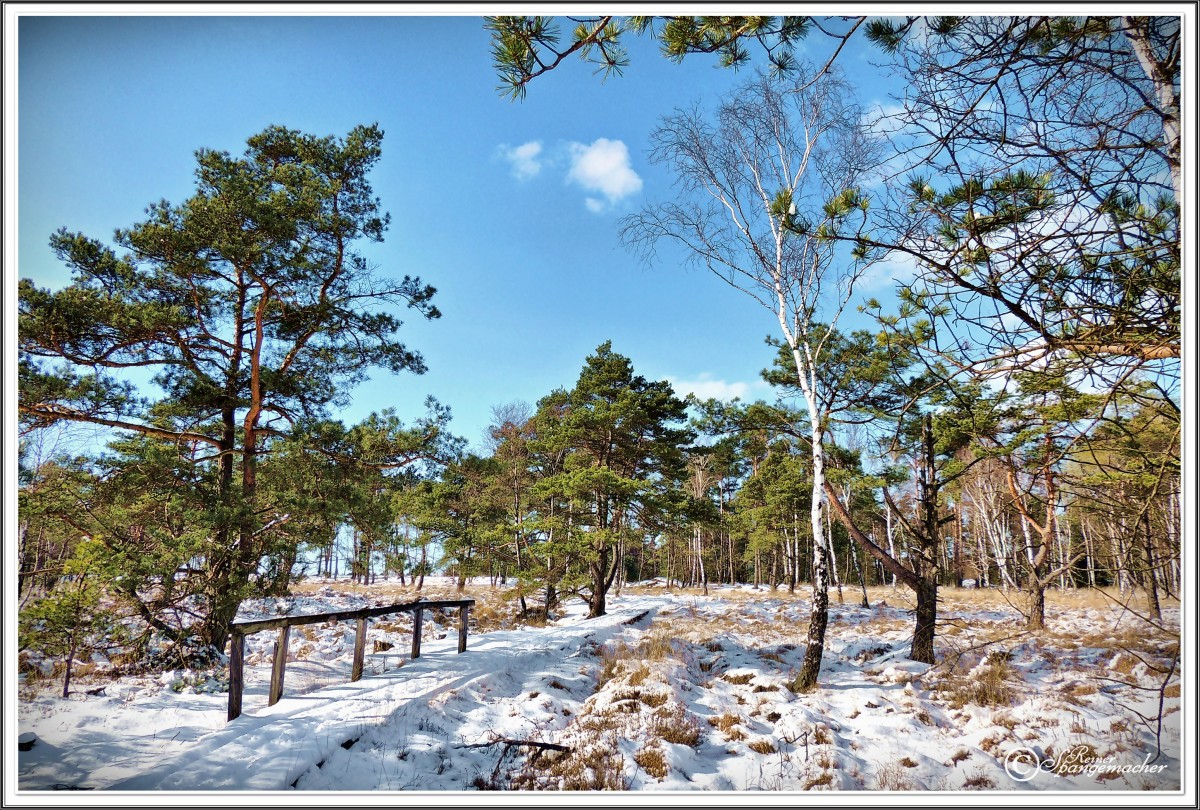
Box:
[226,598,474,721]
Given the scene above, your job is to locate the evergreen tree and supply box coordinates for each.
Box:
[485,15,838,99]
[19,124,441,649]
[531,343,692,617]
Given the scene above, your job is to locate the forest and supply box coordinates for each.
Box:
[14,15,1183,791]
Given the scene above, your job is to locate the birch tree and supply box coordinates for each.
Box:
[622,69,884,689]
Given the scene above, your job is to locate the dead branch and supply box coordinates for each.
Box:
[455,739,573,754]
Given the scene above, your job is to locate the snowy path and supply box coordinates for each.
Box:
[28,603,658,792]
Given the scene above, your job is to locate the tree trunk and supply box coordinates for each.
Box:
[62,626,80,699]
[910,577,937,664]
[1027,574,1046,631]
[795,419,830,691]
[795,538,829,691]
[1123,16,1182,201]
[827,516,843,605]
[1142,512,1162,621]
[588,544,609,618]
[851,543,869,608]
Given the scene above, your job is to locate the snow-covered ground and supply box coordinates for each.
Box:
[14,579,1184,798]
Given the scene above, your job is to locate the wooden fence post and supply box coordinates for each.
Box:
[458,604,470,653]
[268,625,290,706]
[227,631,245,721]
[411,608,423,659]
[224,598,473,722]
[351,616,367,682]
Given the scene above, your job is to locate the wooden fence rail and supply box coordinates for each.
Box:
[227,598,474,721]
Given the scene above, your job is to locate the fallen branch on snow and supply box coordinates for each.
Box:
[455,739,572,753]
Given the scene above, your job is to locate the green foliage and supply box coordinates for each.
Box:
[19,123,443,647]
[18,543,122,697]
[528,343,692,613]
[486,15,816,99]
[881,15,1180,377]
[760,327,913,426]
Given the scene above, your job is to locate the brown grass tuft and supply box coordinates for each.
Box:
[874,763,916,791]
[748,738,776,755]
[612,687,668,709]
[962,769,996,789]
[935,656,1019,710]
[709,712,741,733]
[803,772,834,789]
[652,704,705,748]
[634,746,668,780]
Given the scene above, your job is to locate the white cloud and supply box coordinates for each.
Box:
[857,252,919,293]
[668,373,760,402]
[566,138,643,211]
[498,141,543,180]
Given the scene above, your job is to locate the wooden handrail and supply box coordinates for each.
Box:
[230,598,475,634]
[227,597,474,721]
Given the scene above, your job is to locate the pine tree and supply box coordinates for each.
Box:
[19,124,441,649]
[531,343,692,617]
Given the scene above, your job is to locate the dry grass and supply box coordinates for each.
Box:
[979,733,1006,755]
[1112,653,1138,675]
[652,704,705,748]
[874,762,916,791]
[806,768,835,787]
[597,644,631,687]
[748,738,777,755]
[898,756,918,768]
[933,585,1176,614]
[934,655,1019,710]
[1064,681,1099,704]
[962,769,997,790]
[803,772,834,789]
[708,712,742,733]
[634,746,668,780]
[637,631,678,662]
[512,708,630,791]
[512,735,629,791]
[612,687,669,709]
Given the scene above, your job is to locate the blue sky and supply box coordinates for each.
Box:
[15,13,911,450]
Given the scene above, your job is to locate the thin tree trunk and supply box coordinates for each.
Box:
[794,406,830,691]
[1143,511,1162,621]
